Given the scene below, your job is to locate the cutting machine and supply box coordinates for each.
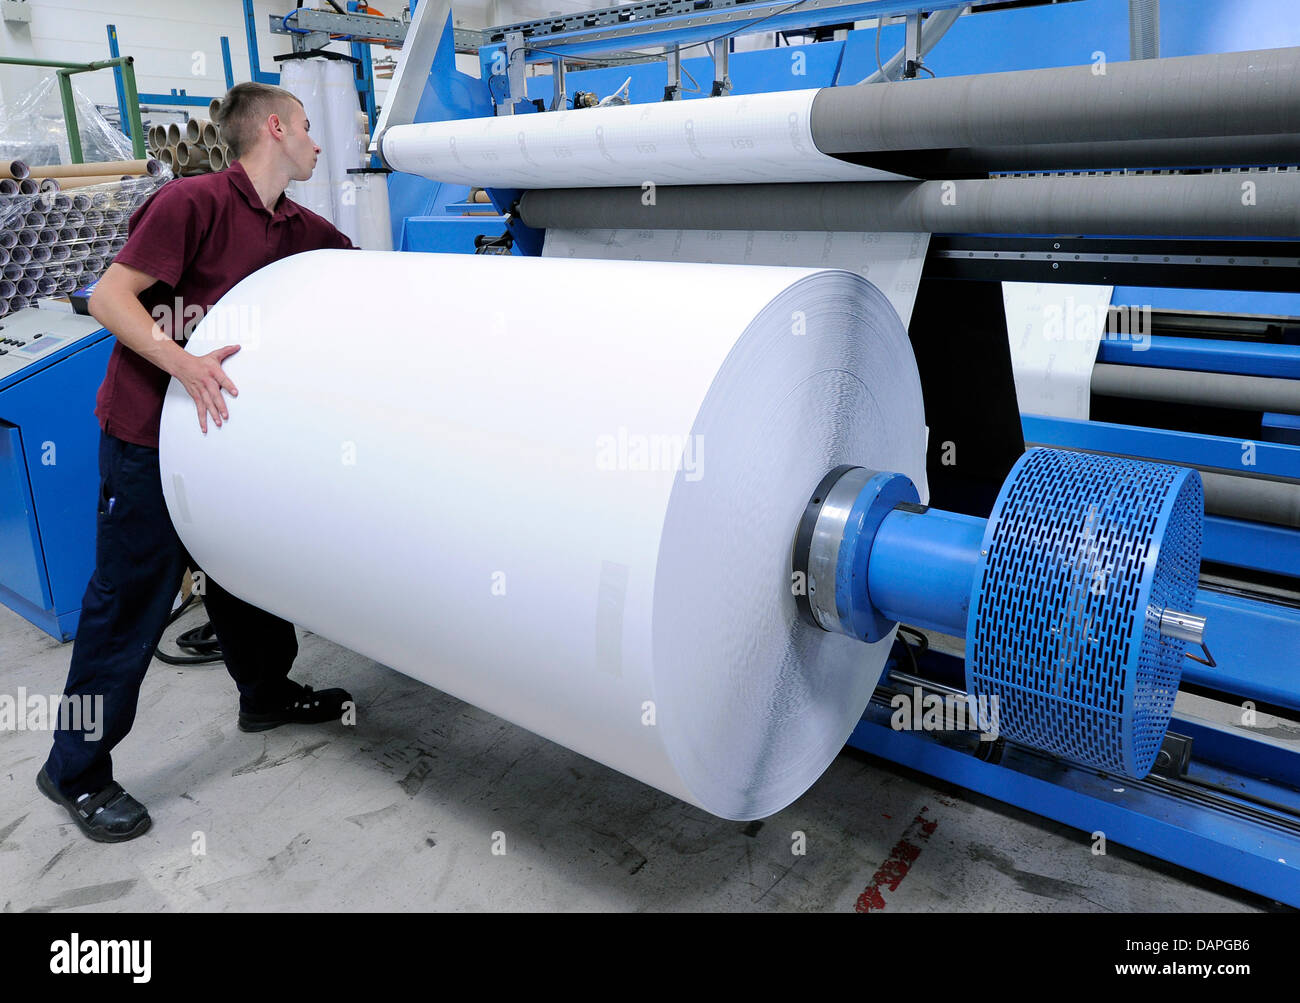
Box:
[350,0,1300,904]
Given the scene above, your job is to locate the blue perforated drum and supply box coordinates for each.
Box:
[966,448,1203,778]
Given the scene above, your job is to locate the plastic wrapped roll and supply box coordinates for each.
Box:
[159,251,928,820]
[16,229,38,247]
[0,229,15,250]
[2,262,22,279]
[9,245,30,267]
[36,275,57,295]
[0,279,13,299]
[15,277,36,297]
[9,294,27,311]
[49,243,70,262]
[30,244,51,264]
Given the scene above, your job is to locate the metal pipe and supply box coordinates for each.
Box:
[866,506,985,638]
[812,46,1300,155]
[518,171,1300,237]
[1130,0,1160,61]
[1092,364,1300,414]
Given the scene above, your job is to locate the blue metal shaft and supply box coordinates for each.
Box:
[866,506,985,637]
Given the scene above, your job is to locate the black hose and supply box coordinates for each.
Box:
[153,594,225,666]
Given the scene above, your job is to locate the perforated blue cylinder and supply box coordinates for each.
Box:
[966,448,1203,779]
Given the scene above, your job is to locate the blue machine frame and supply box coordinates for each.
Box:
[0,325,114,642]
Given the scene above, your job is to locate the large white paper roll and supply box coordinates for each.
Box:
[160,251,928,819]
[381,89,910,189]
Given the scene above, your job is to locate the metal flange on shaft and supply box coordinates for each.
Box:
[793,447,1206,779]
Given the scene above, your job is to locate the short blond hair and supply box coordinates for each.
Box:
[213,82,303,159]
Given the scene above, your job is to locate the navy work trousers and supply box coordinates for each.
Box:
[44,432,298,798]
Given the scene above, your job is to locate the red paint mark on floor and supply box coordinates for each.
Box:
[854,806,937,913]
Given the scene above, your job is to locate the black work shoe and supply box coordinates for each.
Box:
[37,768,152,843]
[237,683,353,733]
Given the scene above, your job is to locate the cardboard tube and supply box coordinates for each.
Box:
[209,146,225,171]
[159,146,175,170]
[0,178,17,195]
[38,177,59,193]
[203,121,219,147]
[27,159,156,179]
[18,179,38,196]
[167,123,182,146]
[175,141,194,169]
[52,174,135,189]
[2,159,30,180]
[209,97,222,120]
[185,119,203,143]
[23,211,44,228]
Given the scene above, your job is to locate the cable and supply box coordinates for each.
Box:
[153,593,225,666]
[914,63,936,78]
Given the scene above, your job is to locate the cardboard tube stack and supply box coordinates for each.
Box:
[149,113,231,177]
[1,159,164,317]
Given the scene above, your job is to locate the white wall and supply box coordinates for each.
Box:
[0,0,617,125]
[0,1,323,112]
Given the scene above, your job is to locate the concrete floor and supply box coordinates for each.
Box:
[0,601,1283,913]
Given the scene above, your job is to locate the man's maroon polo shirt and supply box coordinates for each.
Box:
[94,159,354,448]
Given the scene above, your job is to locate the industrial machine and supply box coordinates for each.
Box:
[0,308,112,640]
[359,0,1300,904]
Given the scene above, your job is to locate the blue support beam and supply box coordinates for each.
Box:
[1097,335,1300,379]
[106,24,131,143]
[1022,414,1300,481]
[221,35,235,90]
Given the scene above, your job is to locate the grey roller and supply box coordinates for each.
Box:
[1092,364,1300,415]
[846,134,1300,179]
[810,46,1300,155]
[518,172,1300,237]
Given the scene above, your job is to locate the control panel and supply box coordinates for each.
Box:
[0,308,105,384]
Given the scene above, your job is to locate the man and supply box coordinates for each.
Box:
[37,82,357,843]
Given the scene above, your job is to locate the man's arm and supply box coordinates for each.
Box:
[89,261,240,434]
